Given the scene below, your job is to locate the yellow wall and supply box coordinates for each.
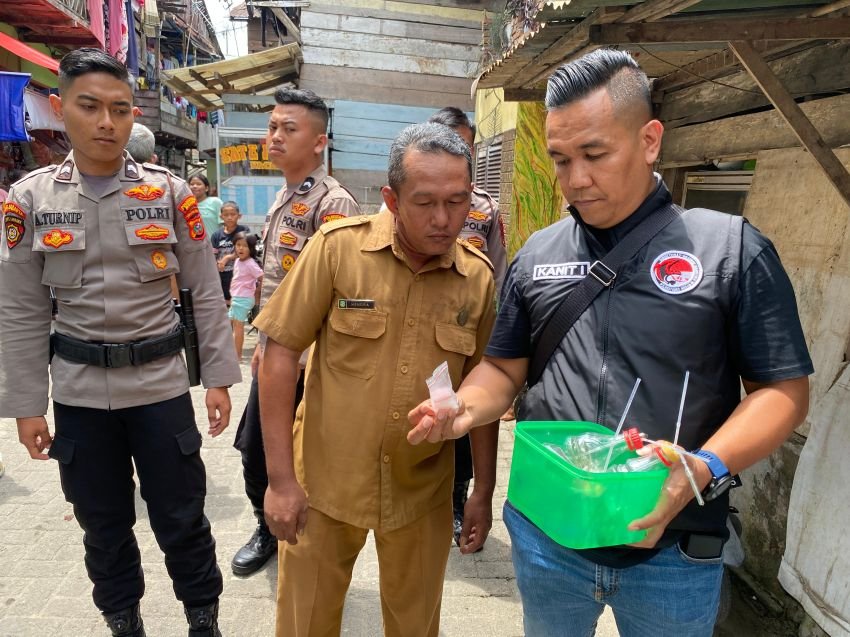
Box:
[474,88,518,142]
[0,24,59,89]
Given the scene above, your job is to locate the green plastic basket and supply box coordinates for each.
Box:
[507,421,669,549]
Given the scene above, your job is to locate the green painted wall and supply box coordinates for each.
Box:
[0,24,59,89]
[509,101,564,259]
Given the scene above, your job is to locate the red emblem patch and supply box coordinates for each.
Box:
[321,213,346,224]
[135,224,170,241]
[291,202,310,217]
[125,185,165,201]
[279,231,297,247]
[177,195,206,241]
[151,250,168,270]
[467,210,489,222]
[466,235,485,249]
[3,202,26,249]
[43,229,74,249]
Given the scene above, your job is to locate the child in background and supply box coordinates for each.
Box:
[210,201,250,305]
[228,233,263,361]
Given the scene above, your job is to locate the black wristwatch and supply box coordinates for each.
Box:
[693,449,733,502]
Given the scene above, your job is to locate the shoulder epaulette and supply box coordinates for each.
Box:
[457,238,494,271]
[12,164,57,186]
[142,163,172,175]
[322,175,359,204]
[318,214,371,235]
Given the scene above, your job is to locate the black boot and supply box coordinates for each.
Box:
[231,517,277,576]
[452,479,469,548]
[103,603,146,637]
[185,600,222,637]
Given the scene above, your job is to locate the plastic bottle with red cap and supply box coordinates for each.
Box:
[549,427,646,473]
[613,442,680,472]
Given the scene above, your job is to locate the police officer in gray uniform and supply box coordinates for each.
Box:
[0,49,241,637]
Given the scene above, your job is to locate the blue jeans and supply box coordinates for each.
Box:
[503,501,723,637]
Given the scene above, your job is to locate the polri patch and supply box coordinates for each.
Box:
[650,250,703,295]
[3,202,26,249]
[43,229,73,249]
[533,262,589,281]
[291,202,310,217]
[338,299,375,309]
[151,250,168,270]
[135,224,170,241]
[125,185,165,201]
[177,195,205,241]
[321,213,345,224]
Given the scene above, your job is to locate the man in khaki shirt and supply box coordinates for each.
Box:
[0,49,240,637]
[254,122,499,637]
[230,88,360,577]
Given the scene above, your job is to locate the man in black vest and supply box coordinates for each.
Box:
[408,49,812,637]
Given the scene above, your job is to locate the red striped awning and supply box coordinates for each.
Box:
[0,31,59,74]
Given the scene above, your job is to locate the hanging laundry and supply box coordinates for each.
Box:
[109,0,129,63]
[87,0,106,47]
[0,72,32,142]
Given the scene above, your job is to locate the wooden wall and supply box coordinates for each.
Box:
[298,0,487,207]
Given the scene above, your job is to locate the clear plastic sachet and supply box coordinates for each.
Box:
[426,361,459,412]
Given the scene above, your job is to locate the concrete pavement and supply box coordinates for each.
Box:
[0,343,618,636]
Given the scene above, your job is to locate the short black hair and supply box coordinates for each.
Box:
[221,200,240,212]
[59,48,133,94]
[273,87,329,132]
[545,49,651,121]
[428,107,476,139]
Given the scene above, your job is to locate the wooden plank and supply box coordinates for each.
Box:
[729,39,850,211]
[300,78,474,111]
[810,0,850,17]
[299,64,473,94]
[504,88,546,102]
[592,16,850,44]
[616,0,702,23]
[334,115,411,140]
[332,150,389,172]
[306,0,484,23]
[222,94,278,106]
[660,93,850,166]
[659,42,850,128]
[300,12,480,45]
[302,4,482,29]
[270,7,301,43]
[300,27,480,62]
[332,136,392,156]
[333,100,450,124]
[302,46,478,78]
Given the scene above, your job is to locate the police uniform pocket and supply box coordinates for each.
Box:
[124,220,180,282]
[327,307,387,379]
[35,226,85,288]
[435,322,477,380]
[175,425,203,456]
[47,434,75,465]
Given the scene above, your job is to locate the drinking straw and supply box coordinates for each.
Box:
[603,377,642,471]
[673,371,690,447]
[641,438,705,506]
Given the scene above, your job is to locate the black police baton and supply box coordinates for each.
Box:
[179,288,202,386]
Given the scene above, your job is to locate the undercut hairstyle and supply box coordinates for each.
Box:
[387,122,472,193]
[125,123,156,163]
[221,200,240,212]
[59,47,133,93]
[273,87,329,132]
[545,49,651,121]
[428,107,476,139]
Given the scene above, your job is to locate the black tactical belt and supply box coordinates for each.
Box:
[51,330,184,368]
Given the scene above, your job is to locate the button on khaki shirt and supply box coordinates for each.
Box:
[253,211,496,530]
[0,152,241,416]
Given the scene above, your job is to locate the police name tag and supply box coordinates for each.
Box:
[338,299,375,309]
[533,262,590,280]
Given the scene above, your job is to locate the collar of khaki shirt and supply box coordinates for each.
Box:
[360,209,469,277]
[51,151,149,202]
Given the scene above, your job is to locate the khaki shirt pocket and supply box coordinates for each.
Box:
[124,221,180,282]
[34,227,85,289]
[435,322,477,380]
[327,307,387,379]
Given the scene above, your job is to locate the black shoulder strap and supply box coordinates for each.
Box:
[527,203,682,387]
